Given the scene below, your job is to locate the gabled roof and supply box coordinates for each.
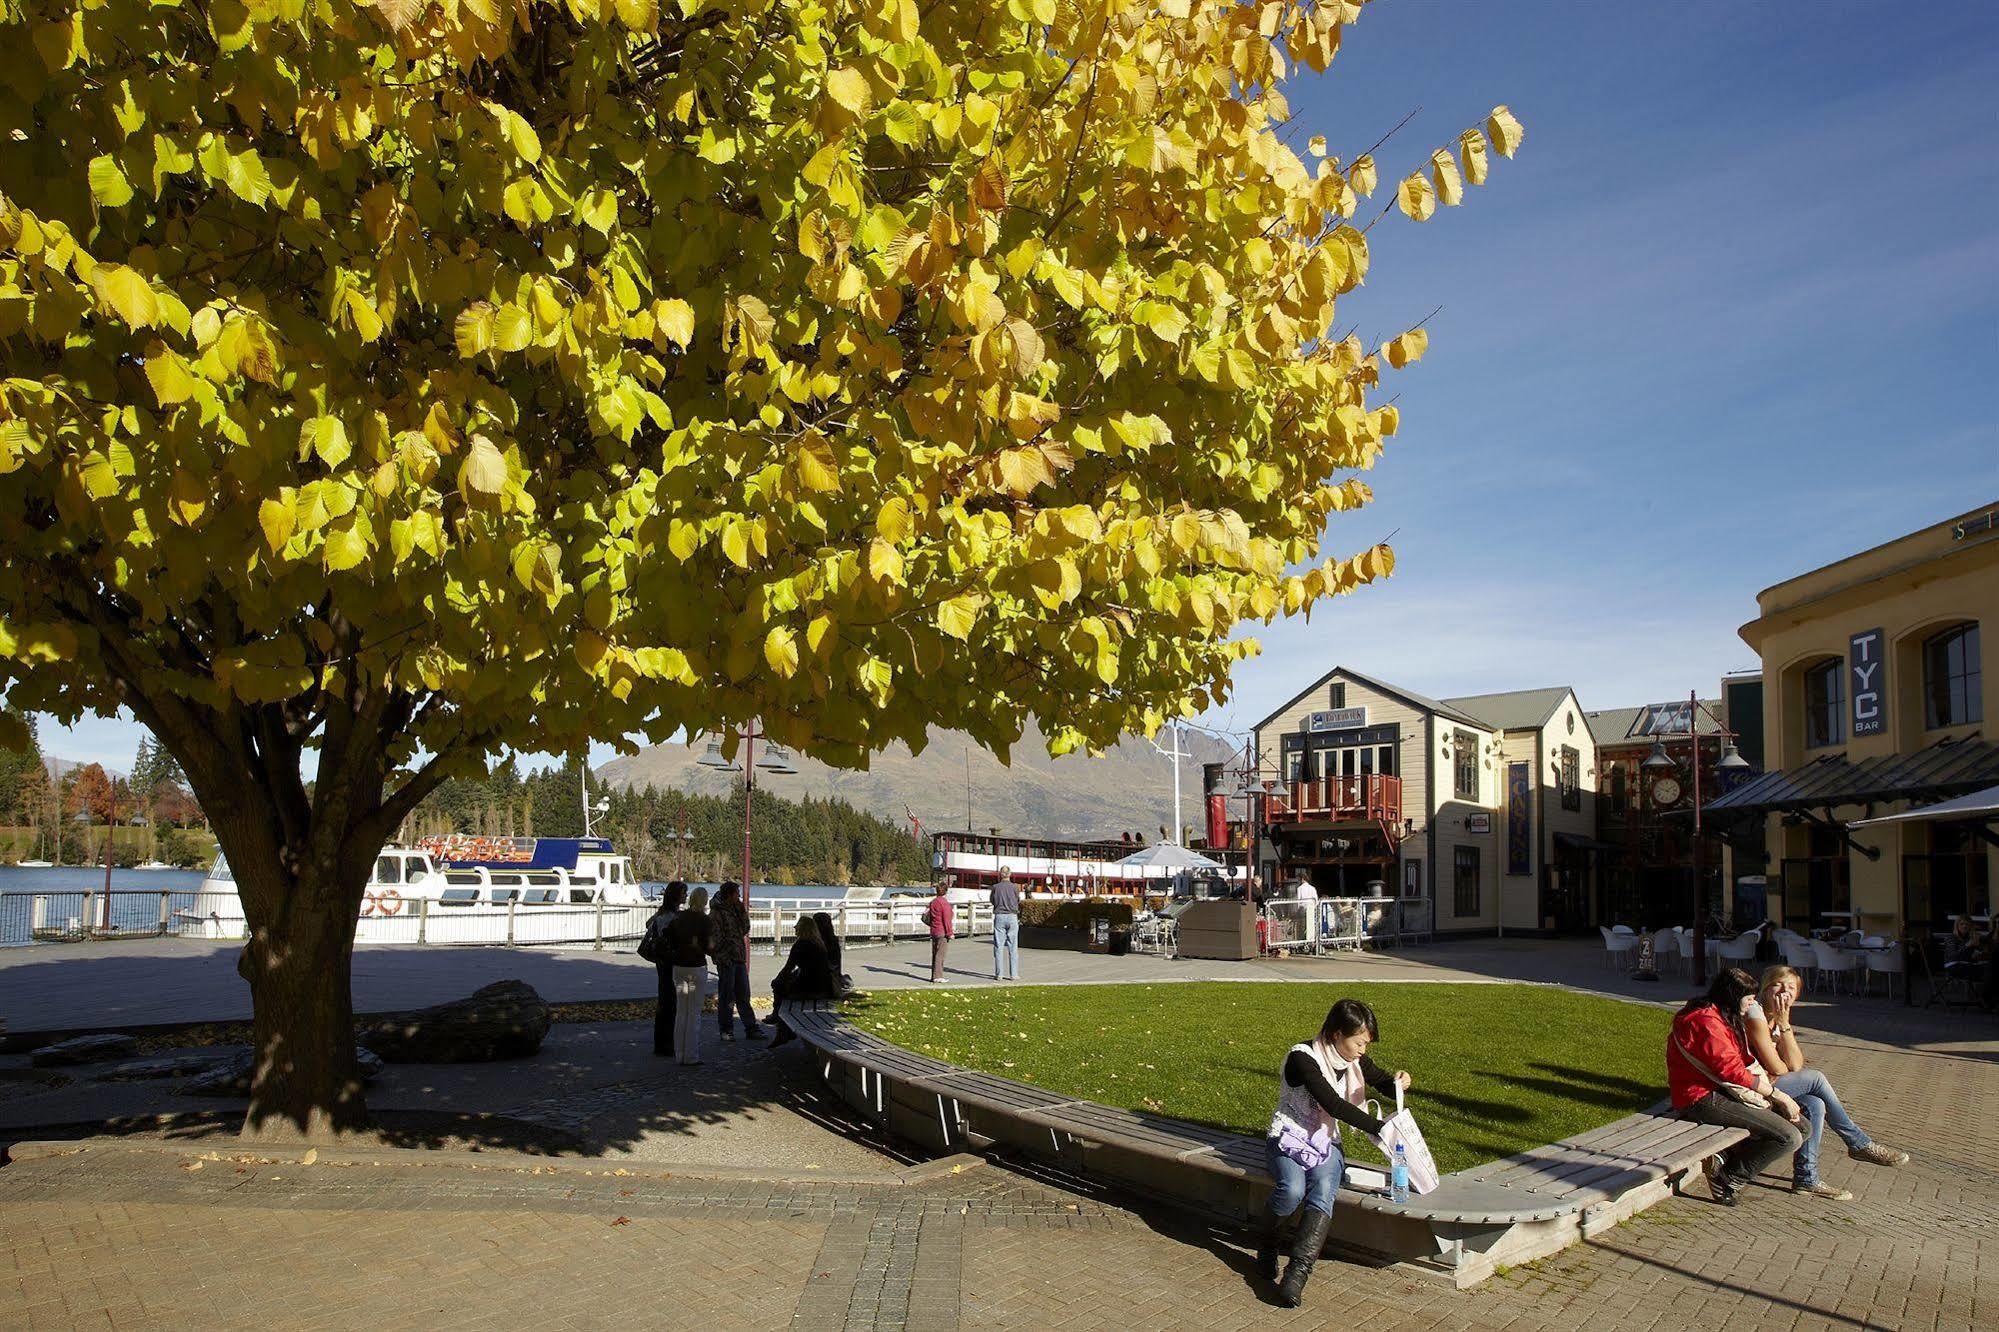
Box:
[1440,686,1577,734]
[1255,664,1494,733]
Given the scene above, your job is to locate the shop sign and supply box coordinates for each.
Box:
[1306,706,1368,732]
[1952,509,1995,541]
[1850,628,1886,738]
[1506,762,1531,874]
[1466,812,1493,834]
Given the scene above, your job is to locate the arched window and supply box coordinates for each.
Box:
[1803,658,1843,749]
[1923,623,1982,729]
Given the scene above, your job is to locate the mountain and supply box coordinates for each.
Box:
[596,723,1243,842]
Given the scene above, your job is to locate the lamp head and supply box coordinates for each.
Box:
[696,738,732,770]
[757,744,798,775]
[1641,740,1675,772]
[1717,741,1751,772]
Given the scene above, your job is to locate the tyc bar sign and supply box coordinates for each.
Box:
[1850,628,1886,738]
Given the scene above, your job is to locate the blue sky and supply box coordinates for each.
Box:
[35,0,1999,772]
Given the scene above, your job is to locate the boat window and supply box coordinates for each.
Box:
[375,856,402,885]
[209,855,234,882]
[489,887,520,904]
[522,888,562,904]
[570,888,597,904]
[439,887,481,906]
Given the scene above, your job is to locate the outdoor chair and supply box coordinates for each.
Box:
[1780,936,1821,991]
[1599,925,1637,970]
[1611,924,1635,935]
[1716,930,1761,968]
[1650,928,1681,977]
[1863,940,1904,999]
[1811,939,1860,996]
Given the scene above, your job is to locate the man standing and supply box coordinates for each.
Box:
[990,866,1022,981]
[926,883,956,983]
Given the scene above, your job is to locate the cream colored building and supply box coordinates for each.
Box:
[1715,503,1999,934]
[1251,668,1598,937]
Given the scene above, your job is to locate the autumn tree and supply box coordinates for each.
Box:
[0,0,1519,1136]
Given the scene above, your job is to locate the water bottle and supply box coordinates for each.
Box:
[1391,1143,1409,1204]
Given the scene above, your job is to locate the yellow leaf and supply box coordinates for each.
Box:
[144,349,196,406]
[257,497,295,553]
[1396,172,1435,222]
[576,631,609,672]
[972,158,1009,210]
[936,594,983,641]
[1486,105,1525,158]
[876,497,912,543]
[1429,148,1463,207]
[1459,129,1489,187]
[1005,318,1044,375]
[344,289,383,342]
[373,0,421,31]
[1348,154,1377,196]
[459,434,508,500]
[493,303,532,353]
[794,432,841,492]
[721,521,751,568]
[615,0,658,33]
[867,538,905,585]
[656,298,694,349]
[92,264,157,329]
[454,302,495,357]
[88,155,133,207]
[764,625,800,678]
[826,67,872,116]
[1384,328,1428,369]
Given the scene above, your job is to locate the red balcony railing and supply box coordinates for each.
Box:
[1263,775,1402,824]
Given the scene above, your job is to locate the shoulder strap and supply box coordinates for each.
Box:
[1672,1020,1731,1090]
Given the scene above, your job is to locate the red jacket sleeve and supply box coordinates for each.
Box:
[1677,1008,1753,1088]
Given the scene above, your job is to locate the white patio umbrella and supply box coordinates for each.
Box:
[1113,841,1225,870]
[1848,783,1999,828]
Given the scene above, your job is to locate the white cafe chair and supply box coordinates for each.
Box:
[1780,935,1820,991]
[1717,929,1761,967]
[1812,939,1860,996]
[1650,928,1681,977]
[1600,925,1637,970]
[1611,924,1635,935]
[1862,938,1902,998]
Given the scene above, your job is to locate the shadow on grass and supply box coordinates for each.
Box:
[1527,1061,1663,1101]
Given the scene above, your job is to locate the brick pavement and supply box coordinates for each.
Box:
[1,971,1992,1329]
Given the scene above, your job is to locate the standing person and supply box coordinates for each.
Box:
[663,887,713,1066]
[926,883,955,983]
[643,882,686,1058]
[768,915,836,1048]
[710,882,763,1043]
[990,866,1021,981]
[1257,998,1410,1308]
[1744,965,1908,1198]
[1666,966,1805,1206]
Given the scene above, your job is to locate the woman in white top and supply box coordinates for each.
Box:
[1258,997,1410,1308]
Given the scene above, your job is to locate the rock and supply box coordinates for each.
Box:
[184,1046,384,1098]
[356,980,551,1063]
[31,1033,138,1067]
[94,1046,251,1081]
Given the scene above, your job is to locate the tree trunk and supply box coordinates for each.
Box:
[221,814,377,1141]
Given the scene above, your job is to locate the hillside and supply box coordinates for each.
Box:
[597,724,1242,842]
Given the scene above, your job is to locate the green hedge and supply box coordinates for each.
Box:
[1017,900,1134,930]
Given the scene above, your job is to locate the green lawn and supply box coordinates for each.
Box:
[844,982,1674,1174]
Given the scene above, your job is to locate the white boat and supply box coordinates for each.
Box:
[134,861,174,871]
[16,859,54,868]
[175,836,653,947]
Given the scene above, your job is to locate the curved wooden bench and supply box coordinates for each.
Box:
[779,1000,1746,1288]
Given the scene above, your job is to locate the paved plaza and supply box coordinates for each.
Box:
[1,940,1993,1328]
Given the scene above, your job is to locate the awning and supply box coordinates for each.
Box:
[1703,737,1999,817]
[1849,782,1999,828]
[1552,831,1621,854]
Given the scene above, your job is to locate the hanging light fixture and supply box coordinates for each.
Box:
[1717,740,1750,771]
[696,738,732,769]
[1641,739,1675,772]
[757,743,799,775]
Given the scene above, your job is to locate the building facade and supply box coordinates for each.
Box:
[1715,504,1999,934]
[1248,668,1598,937]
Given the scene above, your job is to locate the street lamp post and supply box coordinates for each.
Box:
[697,723,796,927]
[1641,690,1752,986]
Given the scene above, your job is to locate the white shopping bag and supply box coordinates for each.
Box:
[1370,1089,1441,1196]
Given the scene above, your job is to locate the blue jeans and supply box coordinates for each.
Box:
[993,914,1020,980]
[714,960,760,1037]
[1774,1067,1871,1185]
[1264,1135,1344,1220]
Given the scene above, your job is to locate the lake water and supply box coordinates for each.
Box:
[0,866,886,947]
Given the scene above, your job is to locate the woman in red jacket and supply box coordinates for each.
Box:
[1666,967,1805,1206]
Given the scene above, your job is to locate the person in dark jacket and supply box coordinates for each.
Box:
[663,887,714,1066]
[812,911,846,993]
[645,882,687,1057]
[711,882,762,1042]
[768,916,835,1048]
[1259,998,1410,1307]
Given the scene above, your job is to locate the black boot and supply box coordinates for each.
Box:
[1254,1211,1282,1282]
[1276,1207,1331,1308]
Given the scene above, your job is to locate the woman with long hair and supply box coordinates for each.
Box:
[710,882,763,1042]
[644,882,686,1058]
[1258,997,1409,1308]
[767,914,836,1048]
[1666,966,1805,1205]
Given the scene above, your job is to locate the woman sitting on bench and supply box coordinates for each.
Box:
[1667,967,1805,1206]
[1258,997,1410,1308]
[1744,965,1908,1199]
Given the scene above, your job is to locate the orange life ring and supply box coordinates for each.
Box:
[360,893,380,917]
[374,889,403,916]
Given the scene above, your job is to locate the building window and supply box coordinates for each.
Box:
[1803,658,1843,749]
[1453,729,1478,800]
[1330,682,1346,710]
[1923,623,1981,729]
[1559,746,1581,812]
[1453,845,1480,917]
